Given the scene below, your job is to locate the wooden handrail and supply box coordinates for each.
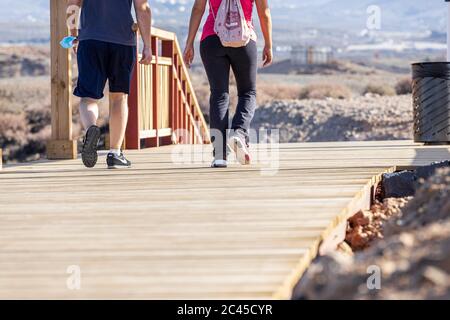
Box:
[151,27,176,41]
[125,27,210,149]
[173,39,209,138]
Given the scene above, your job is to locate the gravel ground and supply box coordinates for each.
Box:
[252,95,413,142]
[293,168,450,300]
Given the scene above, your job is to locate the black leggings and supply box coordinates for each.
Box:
[200,35,257,160]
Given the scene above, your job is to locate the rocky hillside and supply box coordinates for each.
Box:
[252,95,413,142]
[294,168,450,300]
[0,46,49,77]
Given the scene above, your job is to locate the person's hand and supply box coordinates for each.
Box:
[72,38,79,55]
[140,45,152,65]
[183,44,195,68]
[262,45,273,67]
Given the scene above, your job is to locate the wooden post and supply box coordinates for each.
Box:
[47,0,77,159]
[177,65,183,143]
[125,34,140,150]
[162,41,174,125]
[150,36,160,147]
[162,39,174,145]
[182,80,188,143]
[172,58,179,143]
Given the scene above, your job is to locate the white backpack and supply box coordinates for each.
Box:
[210,0,253,48]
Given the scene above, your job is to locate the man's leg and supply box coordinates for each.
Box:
[79,98,99,129]
[109,92,128,151]
[74,40,108,168]
[105,42,135,169]
[105,92,132,169]
[79,98,101,168]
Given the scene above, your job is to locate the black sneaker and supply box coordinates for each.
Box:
[81,125,101,168]
[107,152,131,169]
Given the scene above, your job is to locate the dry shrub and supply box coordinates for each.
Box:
[0,88,14,101]
[195,82,304,121]
[0,77,50,113]
[0,104,53,162]
[193,83,211,119]
[257,83,303,104]
[25,103,51,133]
[395,77,413,95]
[0,113,28,146]
[194,80,352,123]
[298,83,352,100]
[363,84,396,96]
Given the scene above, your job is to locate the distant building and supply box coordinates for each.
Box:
[291,45,333,65]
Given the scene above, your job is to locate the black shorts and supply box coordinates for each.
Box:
[74,39,137,99]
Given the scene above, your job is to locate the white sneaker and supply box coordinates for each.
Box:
[211,159,228,168]
[229,135,251,165]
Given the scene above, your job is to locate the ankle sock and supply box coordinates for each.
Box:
[110,149,121,156]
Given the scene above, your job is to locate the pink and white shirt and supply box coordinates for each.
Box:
[201,0,257,42]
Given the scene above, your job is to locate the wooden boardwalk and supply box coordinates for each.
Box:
[0,141,449,299]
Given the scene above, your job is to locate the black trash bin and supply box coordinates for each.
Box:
[412,62,450,143]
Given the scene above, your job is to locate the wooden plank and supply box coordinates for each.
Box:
[0,141,449,299]
[157,57,173,66]
[139,130,157,139]
[158,128,172,138]
[48,0,76,159]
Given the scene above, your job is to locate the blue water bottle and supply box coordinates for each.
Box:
[60,36,77,49]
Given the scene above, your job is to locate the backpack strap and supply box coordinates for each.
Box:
[208,0,218,21]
